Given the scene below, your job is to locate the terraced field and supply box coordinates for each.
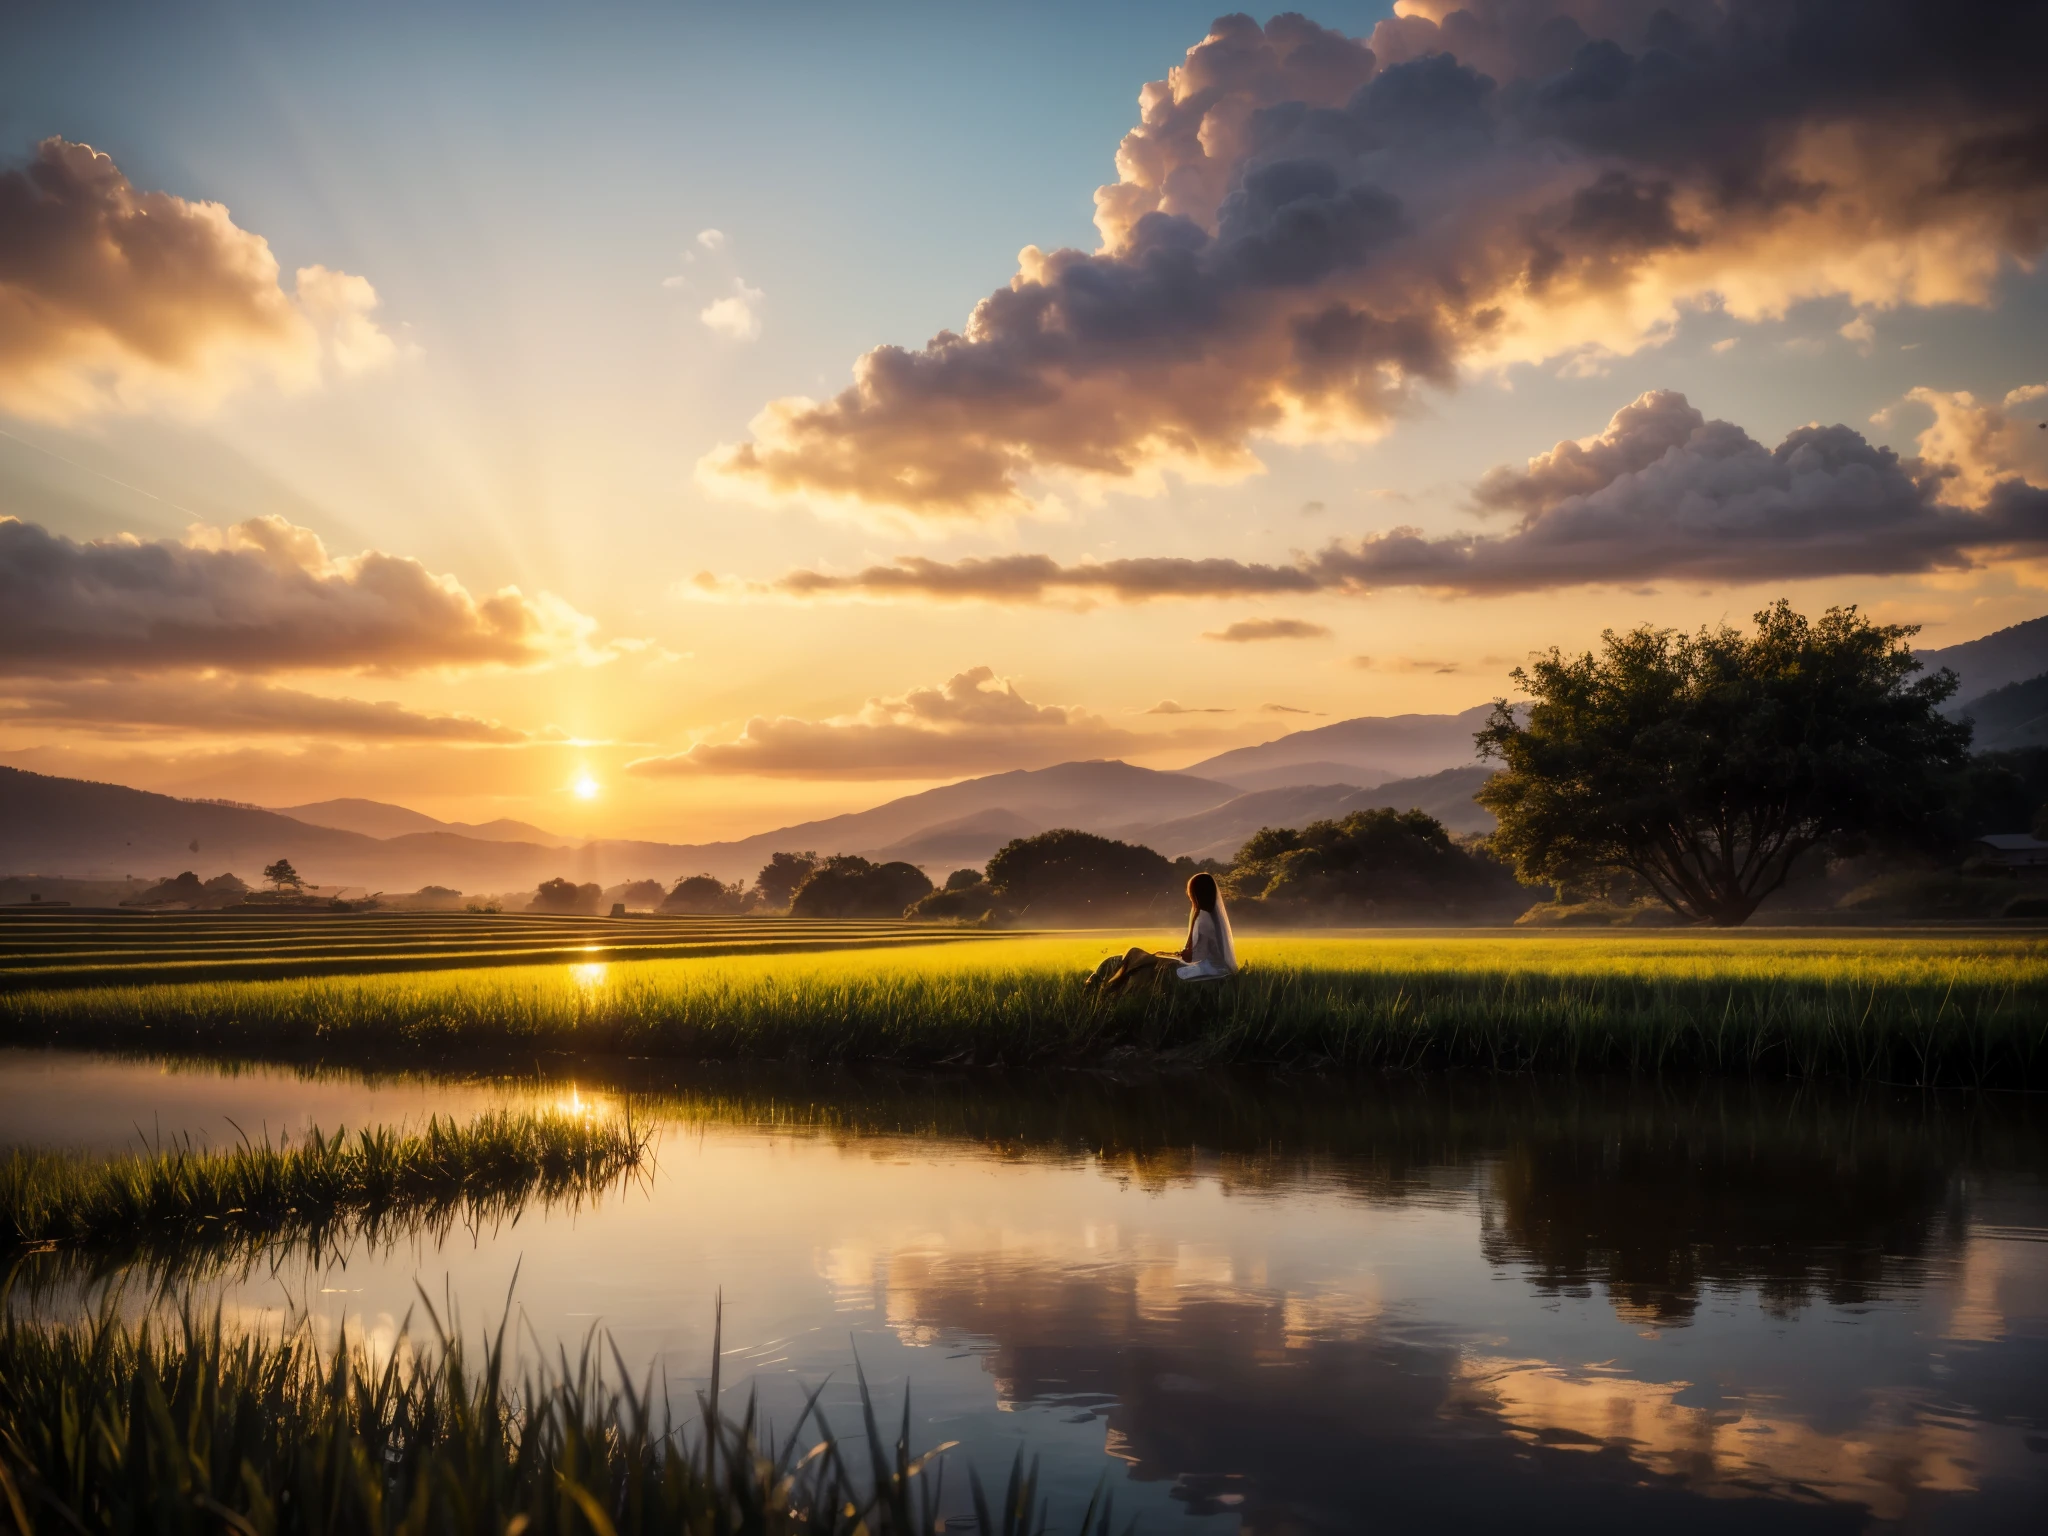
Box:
[0,907,1008,990]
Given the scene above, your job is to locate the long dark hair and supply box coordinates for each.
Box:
[1186,871,1218,913]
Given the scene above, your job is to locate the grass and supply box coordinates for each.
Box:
[1,1111,646,1283]
[2,933,2045,1086]
[0,1302,1119,1536]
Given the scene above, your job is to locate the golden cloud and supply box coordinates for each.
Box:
[0,139,400,420]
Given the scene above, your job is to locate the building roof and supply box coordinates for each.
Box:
[1975,833,2048,852]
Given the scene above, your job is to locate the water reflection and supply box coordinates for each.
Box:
[3,1054,2044,1531]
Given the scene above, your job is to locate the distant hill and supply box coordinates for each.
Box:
[274,797,563,844]
[1183,703,1496,789]
[1956,671,2048,751]
[2,760,1238,890]
[1921,615,2048,703]
[1206,759,1395,794]
[649,760,1238,881]
[0,767,574,892]
[1124,765,1497,861]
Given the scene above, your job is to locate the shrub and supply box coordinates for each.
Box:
[986,829,1179,922]
[906,883,996,923]
[788,856,933,919]
[528,877,602,915]
[1227,808,1523,920]
[661,873,746,914]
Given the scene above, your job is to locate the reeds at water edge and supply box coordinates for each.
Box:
[0,1300,1126,1536]
[1,1112,648,1284]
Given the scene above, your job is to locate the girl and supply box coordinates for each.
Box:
[1086,871,1239,992]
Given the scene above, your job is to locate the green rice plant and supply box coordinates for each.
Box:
[0,1301,1123,1536]
[2,934,2044,1085]
[1,1111,647,1281]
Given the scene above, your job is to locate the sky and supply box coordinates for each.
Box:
[3,0,2046,842]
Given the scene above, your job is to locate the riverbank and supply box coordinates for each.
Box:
[2,933,2043,1086]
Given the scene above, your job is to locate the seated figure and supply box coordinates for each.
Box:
[1085,872,1239,992]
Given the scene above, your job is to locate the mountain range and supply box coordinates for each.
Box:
[9,610,2043,897]
[0,747,1496,895]
[270,798,563,844]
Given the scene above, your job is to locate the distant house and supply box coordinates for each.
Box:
[1972,834,2048,873]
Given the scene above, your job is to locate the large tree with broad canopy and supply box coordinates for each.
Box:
[1476,603,1972,927]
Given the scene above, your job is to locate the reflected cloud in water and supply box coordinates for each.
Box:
[6,1059,2045,1531]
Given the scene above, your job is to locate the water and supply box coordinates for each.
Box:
[4,1046,2045,1532]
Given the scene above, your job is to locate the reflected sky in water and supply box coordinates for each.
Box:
[4,1050,2044,1532]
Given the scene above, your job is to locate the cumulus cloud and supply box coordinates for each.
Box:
[0,138,400,420]
[700,2,2048,522]
[0,675,528,742]
[700,278,765,340]
[732,388,2048,600]
[1203,617,1332,641]
[627,665,1159,778]
[1897,382,2048,505]
[0,515,600,675]
[697,229,727,251]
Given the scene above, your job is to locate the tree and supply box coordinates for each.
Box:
[753,851,819,910]
[985,830,1177,921]
[1226,808,1519,918]
[788,855,933,919]
[661,873,745,914]
[943,868,985,892]
[609,879,667,911]
[1477,603,1973,927]
[907,882,996,923]
[528,877,603,915]
[262,858,303,893]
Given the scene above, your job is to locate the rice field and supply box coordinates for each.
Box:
[2,925,2043,1085]
[0,908,1009,990]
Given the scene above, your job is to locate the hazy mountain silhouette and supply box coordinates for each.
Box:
[1920,615,2048,702]
[1953,671,2048,751]
[274,797,563,844]
[1183,704,1496,789]
[1123,766,1496,862]
[1,760,1236,890]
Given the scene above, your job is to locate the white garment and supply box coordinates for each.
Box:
[1175,901,1239,980]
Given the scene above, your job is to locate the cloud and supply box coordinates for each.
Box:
[696,229,727,251]
[627,665,1161,778]
[1352,654,1464,673]
[1262,703,1324,715]
[0,675,528,742]
[721,552,1323,604]
[1900,382,2048,505]
[1203,617,1332,642]
[0,515,601,676]
[700,3,2048,521]
[700,279,764,340]
[735,389,2048,600]
[1142,699,1233,714]
[0,138,399,421]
